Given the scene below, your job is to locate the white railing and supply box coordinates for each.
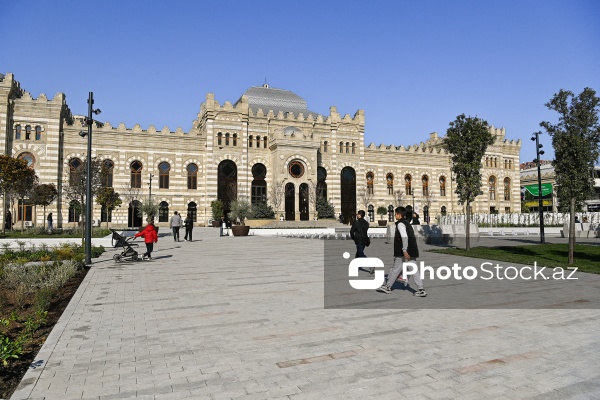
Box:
[439,212,600,227]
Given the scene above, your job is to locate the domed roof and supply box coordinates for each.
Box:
[236,84,321,117]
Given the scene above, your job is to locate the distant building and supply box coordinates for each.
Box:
[0,72,522,228]
[520,161,600,212]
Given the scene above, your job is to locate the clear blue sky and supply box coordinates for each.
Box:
[2,0,599,164]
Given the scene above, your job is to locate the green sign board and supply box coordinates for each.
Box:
[523,183,553,197]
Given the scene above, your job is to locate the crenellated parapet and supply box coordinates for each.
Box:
[70,116,187,136]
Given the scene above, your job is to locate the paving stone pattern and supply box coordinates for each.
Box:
[10,229,600,399]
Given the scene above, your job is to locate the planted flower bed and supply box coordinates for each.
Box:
[0,242,104,398]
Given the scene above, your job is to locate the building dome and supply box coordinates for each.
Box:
[236,84,320,117]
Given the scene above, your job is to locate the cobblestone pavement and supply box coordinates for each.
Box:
[11,229,600,399]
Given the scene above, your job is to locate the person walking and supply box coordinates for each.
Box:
[170,211,182,242]
[376,206,427,297]
[220,215,229,236]
[47,213,53,230]
[350,209,370,259]
[135,220,158,260]
[183,213,193,241]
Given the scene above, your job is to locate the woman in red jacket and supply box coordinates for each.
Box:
[134,221,158,260]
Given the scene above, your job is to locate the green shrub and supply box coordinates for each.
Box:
[0,335,22,367]
[316,197,335,219]
[249,203,275,219]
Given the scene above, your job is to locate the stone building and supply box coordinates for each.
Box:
[0,72,522,228]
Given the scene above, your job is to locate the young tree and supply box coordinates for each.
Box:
[31,183,58,229]
[393,189,405,207]
[10,167,38,231]
[540,88,600,265]
[0,156,30,234]
[96,187,122,228]
[268,179,285,216]
[63,157,105,243]
[443,114,495,250]
[357,186,374,211]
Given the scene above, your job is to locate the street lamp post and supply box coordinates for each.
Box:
[82,92,101,265]
[531,131,545,244]
[148,174,154,203]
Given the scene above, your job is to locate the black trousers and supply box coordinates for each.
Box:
[184,226,192,241]
[144,243,153,258]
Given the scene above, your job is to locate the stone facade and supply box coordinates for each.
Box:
[0,72,521,228]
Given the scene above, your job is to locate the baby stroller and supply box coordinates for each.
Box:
[110,229,140,262]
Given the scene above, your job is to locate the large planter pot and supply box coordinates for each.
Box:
[212,220,220,228]
[231,225,250,236]
[378,220,388,226]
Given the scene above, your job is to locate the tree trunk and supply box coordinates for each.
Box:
[465,202,471,251]
[569,197,575,265]
[20,197,25,231]
[43,206,46,229]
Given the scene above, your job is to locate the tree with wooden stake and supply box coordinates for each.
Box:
[31,183,58,229]
[540,88,600,265]
[443,114,494,251]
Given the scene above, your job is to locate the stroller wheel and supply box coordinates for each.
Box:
[113,254,122,262]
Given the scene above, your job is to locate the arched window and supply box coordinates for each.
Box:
[367,204,374,222]
[251,163,267,205]
[494,157,498,168]
[218,160,237,209]
[256,136,260,148]
[130,161,142,188]
[187,163,198,189]
[68,200,80,223]
[225,133,230,146]
[263,136,268,148]
[386,173,394,195]
[158,162,170,189]
[217,132,222,146]
[405,174,412,195]
[441,206,447,216]
[422,175,429,197]
[69,158,82,185]
[387,205,394,222]
[25,125,31,140]
[323,141,328,153]
[18,152,35,168]
[232,133,237,146]
[339,141,343,153]
[15,124,21,140]
[159,201,169,222]
[440,176,446,196]
[187,202,197,222]
[366,172,374,195]
[345,142,349,154]
[102,159,114,187]
[249,135,253,147]
[352,143,356,154]
[35,125,41,140]
[317,167,327,200]
[489,176,496,200]
[504,178,511,200]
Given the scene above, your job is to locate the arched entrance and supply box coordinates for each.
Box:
[128,200,142,228]
[299,183,309,221]
[285,183,295,221]
[340,167,356,224]
[218,160,237,214]
[187,202,197,222]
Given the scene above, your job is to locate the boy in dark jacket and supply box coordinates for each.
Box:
[135,221,158,260]
[350,210,370,259]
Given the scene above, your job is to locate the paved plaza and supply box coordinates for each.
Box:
[10,229,600,400]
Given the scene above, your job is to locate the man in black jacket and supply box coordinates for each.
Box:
[350,210,369,259]
[376,206,427,297]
